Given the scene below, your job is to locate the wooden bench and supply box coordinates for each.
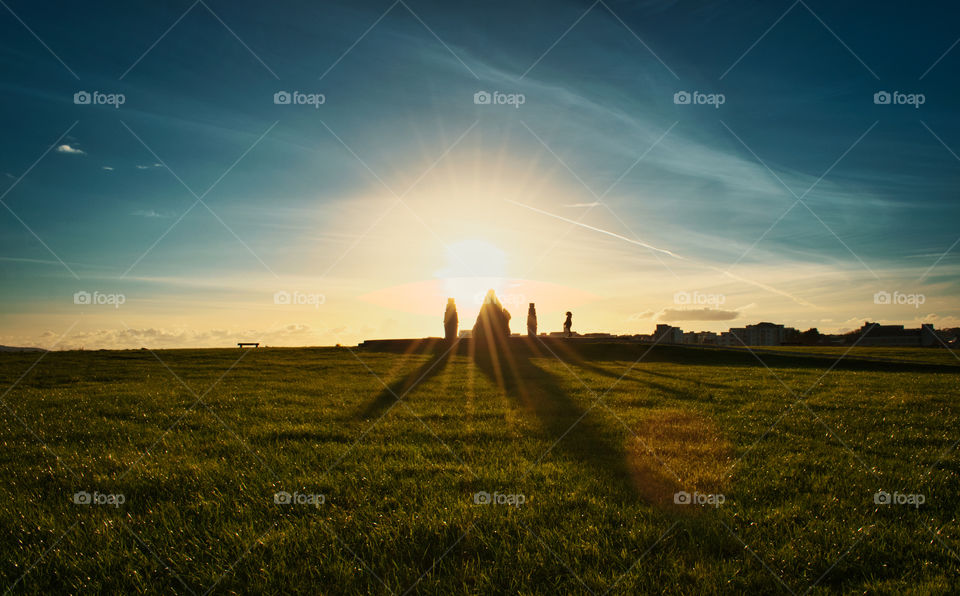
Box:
[237,342,259,348]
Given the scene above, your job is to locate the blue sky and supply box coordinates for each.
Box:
[2,0,959,348]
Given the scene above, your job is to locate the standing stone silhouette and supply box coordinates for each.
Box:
[563,311,573,338]
[443,298,458,341]
[473,289,511,342]
[527,303,537,337]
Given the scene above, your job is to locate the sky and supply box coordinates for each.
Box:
[1,0,959,349]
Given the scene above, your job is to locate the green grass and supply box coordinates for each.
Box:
[743,345,960,366]
[0,343,958,594]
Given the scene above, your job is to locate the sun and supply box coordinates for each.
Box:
[441,239,506,278]
[435,239,509,321]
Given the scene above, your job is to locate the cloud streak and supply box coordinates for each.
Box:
[507,199,682,258]
[508,198,818,308]
[659,308,740,322]
[131,209,172,219]
[55,144,84,155]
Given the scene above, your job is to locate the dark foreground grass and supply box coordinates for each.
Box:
[746,345,960,367]
[0,341,958,594]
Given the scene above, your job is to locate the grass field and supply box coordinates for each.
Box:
[1,341,959,594]
[739,345,960,367]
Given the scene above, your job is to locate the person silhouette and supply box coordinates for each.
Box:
[473,289,511,342]
[563,311,572,338]
[443,298,458,341]
[527,303,537,337]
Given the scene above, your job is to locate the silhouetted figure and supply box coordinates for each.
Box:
[473,289,511,342]
[563,311,573,338]
[443,298,458,341]
[527,303,537,337]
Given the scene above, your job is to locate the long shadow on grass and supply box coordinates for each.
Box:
[354,338,457,420]
[354,338,695,504]
[537,340,731,391]
[522,341,731,406]
[548,352,701,400]
[471,335,643,500]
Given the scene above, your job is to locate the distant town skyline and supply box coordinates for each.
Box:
[449,317,955,349]
[2,0,960,349]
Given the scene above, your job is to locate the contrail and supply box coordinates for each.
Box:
[720,270,816,308]
[507,199,817,308]
[506,199,683,259]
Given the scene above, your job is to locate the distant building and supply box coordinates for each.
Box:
[728,322,795,346]
[653,324,683,344]
[673,331,719,345]
[695,331,718,345]
[717,331,736,346]
[856,322,938,346]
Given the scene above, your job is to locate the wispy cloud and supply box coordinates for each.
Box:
[659,308,740,322]
[26,324,325,350]
[565,202,602,208]
[55,144,84,155]
[135,163,163,170]
[131,209,172,219]
[102,166,114,171]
